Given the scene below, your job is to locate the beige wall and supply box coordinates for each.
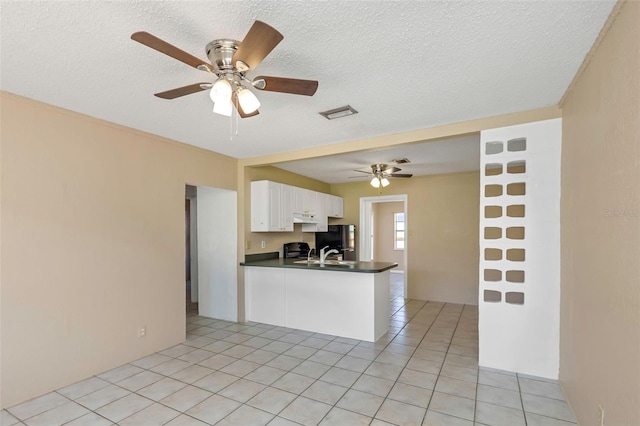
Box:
[0,92,237,408]
[372,202,405,270]
[243,166,330,257]
[331,171,479,305]
[560,2,640,424]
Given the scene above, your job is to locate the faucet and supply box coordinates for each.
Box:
[320,246,339,264]
[307,248,315,262]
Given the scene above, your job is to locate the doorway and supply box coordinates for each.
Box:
[185,185,199,315]
[359,194,408,297]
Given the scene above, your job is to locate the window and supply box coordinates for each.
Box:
[394,212,405,249]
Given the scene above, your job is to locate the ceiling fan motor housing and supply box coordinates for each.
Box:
[205,39,241,74]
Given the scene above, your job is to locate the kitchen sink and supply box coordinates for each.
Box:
[293,259,356,266]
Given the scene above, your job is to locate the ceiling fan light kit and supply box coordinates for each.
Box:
[131,20,318,119]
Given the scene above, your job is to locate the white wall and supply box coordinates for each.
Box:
[197,186,238,321]
[479,118,561,379]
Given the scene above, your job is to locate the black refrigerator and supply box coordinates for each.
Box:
[315,225,356,260]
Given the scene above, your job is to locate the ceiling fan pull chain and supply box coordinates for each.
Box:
[235,106,239,137]
[229,107,233,141]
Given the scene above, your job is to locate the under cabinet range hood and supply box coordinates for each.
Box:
[292,212,318,223]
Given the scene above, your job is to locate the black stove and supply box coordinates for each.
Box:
[283,242,311,259]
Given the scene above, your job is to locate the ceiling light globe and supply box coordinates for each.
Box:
[213,98,232,117]
[210,79,232,103]
[237,87,261,114]
[381,178,390,187]
[370,177,380,188]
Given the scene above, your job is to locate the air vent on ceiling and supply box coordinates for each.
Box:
[392,158,411,164]
[319,105,358,120]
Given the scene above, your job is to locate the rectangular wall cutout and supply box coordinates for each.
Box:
[507,205,525,217]
[485,164,503,176]
[506,227,525,239]
[484,227,502,239]
[485,206,502,219]
[484,290,502,302]
[485,185,503,197]
[507,138,526,152]
[484,269,502,282]
[484,248,502,261]
[505,292,525,305]
[507,161,526,174]
[507,182,526,196]
[506,270,525,283]
[486,142,503,155]
[506,248,525,261]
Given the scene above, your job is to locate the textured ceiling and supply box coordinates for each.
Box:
[1,1,614,161]
[275,134,481,184]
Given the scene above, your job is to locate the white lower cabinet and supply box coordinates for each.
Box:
[245,266,390,342]
[245,267,286,326]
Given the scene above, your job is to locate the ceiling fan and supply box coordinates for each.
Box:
[352,164,413,188]
[131,20,318,118]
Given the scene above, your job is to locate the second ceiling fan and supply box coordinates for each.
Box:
[131,20,318,118]
[352,164,413,188]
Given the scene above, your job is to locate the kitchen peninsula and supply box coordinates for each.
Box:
[241,254,397,342]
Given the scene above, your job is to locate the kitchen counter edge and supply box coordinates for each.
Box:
[240,258,398,273]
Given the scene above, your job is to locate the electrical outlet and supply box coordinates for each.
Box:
[139,326,146,338]
[599,405,605,426]
[246,240,251,250]
[261,241,266,248]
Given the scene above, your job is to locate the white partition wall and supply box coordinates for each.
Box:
[479,118,561,379]
[197,186,238,322]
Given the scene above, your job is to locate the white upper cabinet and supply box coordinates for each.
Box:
[302,193,328,232]
[292,187,318,215]
[251,180,342,233]
[327,195,344,218]
[251,181,293,232]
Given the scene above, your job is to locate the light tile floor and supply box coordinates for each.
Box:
[3,274,577,425]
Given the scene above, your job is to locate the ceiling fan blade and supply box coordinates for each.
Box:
[233,21,283,71]
[154,83,209,99]
[232,96,260,118]
[254,76,318,96]
[381,165,401,174]
[389,173,413,178]
[349,176,370,179]
[352,169,373,175]
[131,31,213,72]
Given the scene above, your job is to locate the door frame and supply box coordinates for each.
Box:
[359,194,408,296]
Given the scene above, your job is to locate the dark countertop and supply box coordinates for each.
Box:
[240,257,398,273]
